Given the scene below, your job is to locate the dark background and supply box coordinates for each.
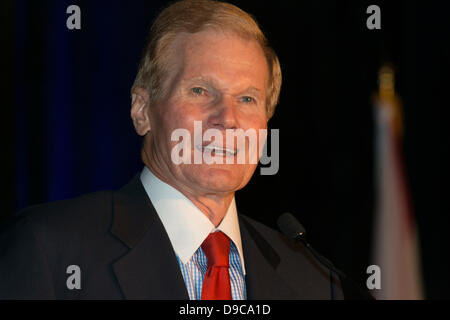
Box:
[2,0,447,298]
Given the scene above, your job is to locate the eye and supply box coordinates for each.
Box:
[241,96,255,104]
[191,87,205,95]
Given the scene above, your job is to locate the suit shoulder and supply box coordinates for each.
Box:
[240,214,335,271]
[240,214,344,299]
[1,191,114,242]
[15,191,112,224]
[0,190,116,299]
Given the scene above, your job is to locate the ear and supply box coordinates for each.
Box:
[131,87,151,136]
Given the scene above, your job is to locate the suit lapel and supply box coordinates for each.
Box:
[110,175,189,299]
[109,174,305,300]
[239,216,300,299]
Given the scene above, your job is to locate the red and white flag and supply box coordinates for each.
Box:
[372,67,424,299]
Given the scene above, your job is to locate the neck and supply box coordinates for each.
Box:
[184,193,234,227]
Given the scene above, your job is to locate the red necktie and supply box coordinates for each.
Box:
[201,231,232,300]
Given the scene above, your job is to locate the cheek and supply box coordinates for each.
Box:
[157,104,189,135]
[157,104,206,155]
[245,118,267,161]
[243,116,268,135]
[238,103,267,125]
[166,101,204,127]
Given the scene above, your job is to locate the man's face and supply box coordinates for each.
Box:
[145,29,269,196]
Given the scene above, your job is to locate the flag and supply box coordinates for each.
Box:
[372,65,424,299]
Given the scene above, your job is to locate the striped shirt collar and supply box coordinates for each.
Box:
[140,166,246,274]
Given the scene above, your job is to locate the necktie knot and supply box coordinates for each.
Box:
[201,231,230,268]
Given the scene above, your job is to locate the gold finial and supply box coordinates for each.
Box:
[377,64,403,138]
[378,65,395,100]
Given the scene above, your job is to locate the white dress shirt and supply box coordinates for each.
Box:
[140,166,246,299]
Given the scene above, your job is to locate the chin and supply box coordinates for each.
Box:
[196,166,247,192]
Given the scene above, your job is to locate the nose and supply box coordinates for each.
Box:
[207,95,238,130]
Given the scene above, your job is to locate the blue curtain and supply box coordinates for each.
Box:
[12,0,168,211]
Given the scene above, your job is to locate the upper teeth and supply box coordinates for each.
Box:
[200,145,237,156]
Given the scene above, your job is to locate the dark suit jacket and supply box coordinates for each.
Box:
[0,174,344,299]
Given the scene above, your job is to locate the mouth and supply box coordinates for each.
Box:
[196,145,238,156]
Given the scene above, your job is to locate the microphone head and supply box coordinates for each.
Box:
[277,212,307,241]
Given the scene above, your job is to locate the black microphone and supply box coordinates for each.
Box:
[277,212,374,300]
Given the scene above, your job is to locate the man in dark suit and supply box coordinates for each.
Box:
[0,0,343,299]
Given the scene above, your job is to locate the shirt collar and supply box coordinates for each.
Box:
[140,166,246,274]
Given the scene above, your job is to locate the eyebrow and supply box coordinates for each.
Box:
[185,76,220,89]
[242,87,262,99]
[186,76,263,98]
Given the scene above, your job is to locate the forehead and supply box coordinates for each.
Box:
[168,29,269,92]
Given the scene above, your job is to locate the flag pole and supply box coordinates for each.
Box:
[372,64,424,299]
